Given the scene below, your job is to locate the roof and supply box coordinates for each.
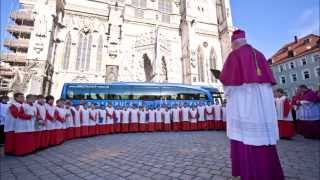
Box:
[271,34,320,65]
[64,82,219,92]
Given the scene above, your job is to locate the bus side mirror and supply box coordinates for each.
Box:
[210,69,221,80]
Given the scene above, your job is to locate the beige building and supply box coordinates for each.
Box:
[1,0,233,98]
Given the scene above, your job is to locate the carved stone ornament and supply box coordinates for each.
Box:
[81,26,90,34]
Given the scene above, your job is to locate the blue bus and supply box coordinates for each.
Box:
[60,82,219,107]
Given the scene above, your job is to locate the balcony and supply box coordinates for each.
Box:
[7,24,33,34]
[0,52,27,64]
[10,9,33,22]
[4,38,29,49]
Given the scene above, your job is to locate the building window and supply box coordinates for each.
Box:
[75,33,92,71]
[62,32,71,70]
[301,58,307,66]
[280,76,286,84]
[158,0,172,23]
[193,77,197,82]
[96,35,103,72]
[132,0,146,18]
[291,74,297,82]
[289,62,295,69]
[302,70,310,79]
[315,67,320,77]
[279,65,285,72]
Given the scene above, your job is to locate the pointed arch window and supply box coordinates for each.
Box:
[96,35,103,72]
[197,46,204,82]
[62,32,71,70]
[209,47,217,82]
[75,32,92,71]
[75,33,83,70]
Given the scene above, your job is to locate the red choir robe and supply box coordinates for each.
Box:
[114,110,121,133]
[54,107,66,145]
[80,109,90,137]
[88,109,97,136]
[65,107,75,140]
[276,96,295,139]
[172,108,181,131]
[13,103,36,155]
[296,89,320,139]
[106,107,115,134]
[181,107,190,131]
[205,105,215,130]
[35,102,47,149]
[45,103,56,145]
[148,110,156,132]
[4,102,20,155]
[130,109,139,132]
[121,110,130,133]
[72,107,82,138]
[138,111,147,132]
[197,106,206,130]
[163,110,171,131]
[189,109,198,131]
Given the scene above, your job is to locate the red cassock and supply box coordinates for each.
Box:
[106,112,115,134]
[80,111,89,137]
[54,109,65,145]
[114,113,121,133]
[278,99,295,139]
[5,104,20,155]
[88,112,96,137]
[121,111,130,133]
[205,108,215,130]
[164,124,171,131]
[182,121,190,131]
[172,110,181,131]
[13,105,36,156]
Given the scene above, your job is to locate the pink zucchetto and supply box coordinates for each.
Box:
[231,29,246,42]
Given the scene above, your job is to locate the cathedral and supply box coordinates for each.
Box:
[0,0,233,98]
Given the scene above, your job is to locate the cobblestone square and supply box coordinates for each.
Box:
[1,131,319,180]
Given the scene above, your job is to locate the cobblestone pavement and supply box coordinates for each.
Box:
[1,131,319,180]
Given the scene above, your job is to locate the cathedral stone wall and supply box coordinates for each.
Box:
[6,0,233,98]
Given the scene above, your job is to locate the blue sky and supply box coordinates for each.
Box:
[1,0,319,58]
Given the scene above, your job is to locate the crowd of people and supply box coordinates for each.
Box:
[0,93,227,156]
[274,85,320,139]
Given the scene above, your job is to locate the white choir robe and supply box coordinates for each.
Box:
[13,103,36,155]
[130,109,139,132]
[222,106,227,130]
[45,103,56,145]
[72,107,82,138]
[275,96,295,139]
[114,109,121,133]
[3,102,14,154]
[205,105,215,130]
[35,103,47,148]
[213,104,223,130]
[197,106,206,130]
[155,110,163,131]
[65,107,74,140]
[0,103,8,145]
[163,111,171,131]
[181,107,190,131]
[189,109,198,130]
[98,109,107,134]
[139,111,147,132]
[121,110,130,132]
[54,107,66,144]
[148,110,156,132]
[106,107,115,133]
[172,108,181,131]
[88,109,97,136]
[80,109,90,137]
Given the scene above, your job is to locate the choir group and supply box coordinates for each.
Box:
[0,93,227,156]
[275,85,320,139]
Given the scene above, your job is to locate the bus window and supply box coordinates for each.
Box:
[160,87,179,100]
[131,86,161,100]
[107,85,131,100]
